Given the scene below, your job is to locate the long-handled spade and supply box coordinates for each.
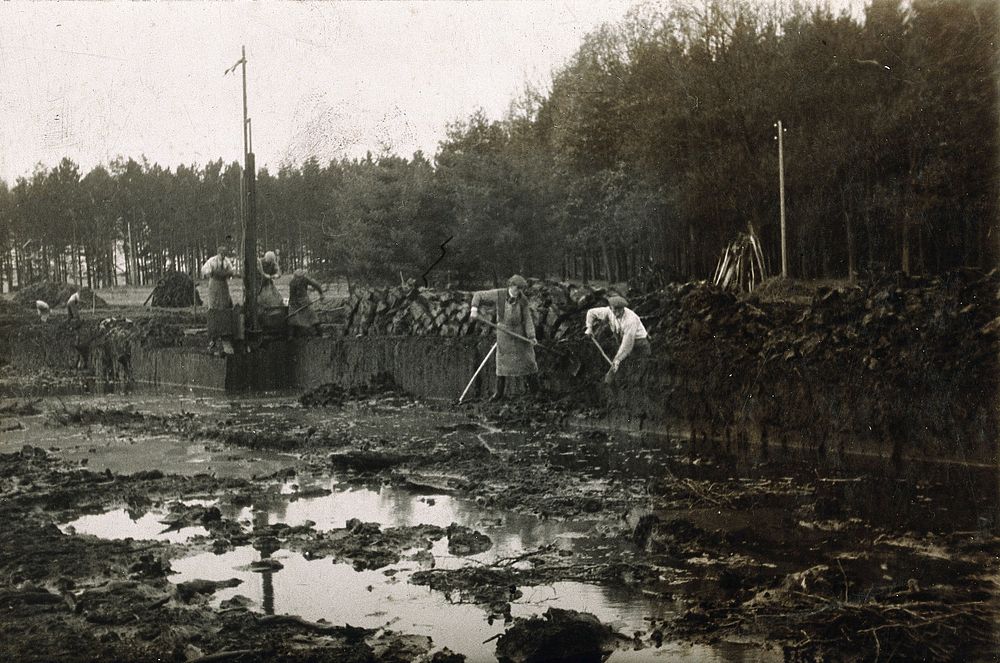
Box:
[474,317,582,376]
[589,335,617,383]
[457,342,497,404]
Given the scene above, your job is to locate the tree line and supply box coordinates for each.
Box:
[0,0,995,293]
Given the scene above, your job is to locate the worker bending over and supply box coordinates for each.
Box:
[585,296,650,374]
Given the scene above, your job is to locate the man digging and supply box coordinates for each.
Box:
[585,296,650,381]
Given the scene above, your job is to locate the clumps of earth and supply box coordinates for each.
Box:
[299,372,405,407]
[495,608,623,663]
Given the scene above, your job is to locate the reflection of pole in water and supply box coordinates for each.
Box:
[253,509,276,615]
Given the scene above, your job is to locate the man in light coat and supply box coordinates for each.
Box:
[470,274,540,401]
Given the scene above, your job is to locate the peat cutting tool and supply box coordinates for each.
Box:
[457,342,498,405]
[589,335,617,383]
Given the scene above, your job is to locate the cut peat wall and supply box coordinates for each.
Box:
[2,319,996,469]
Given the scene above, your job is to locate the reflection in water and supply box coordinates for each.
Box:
[60,508,209,544]
[62,469,783,661]
[253,510,275,616]
[169,547,780,663]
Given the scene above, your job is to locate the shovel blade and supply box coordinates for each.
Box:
[603,367,616,384]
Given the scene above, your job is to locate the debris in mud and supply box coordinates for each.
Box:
[411,565,523,620]
[294,519,447,571]
[631,515,708,554]
[49,404,147,427]
[743,566,997,662]
[300,372,405,407]
[446,524,492,556]
[158,502,222,531]
[175,577,243,603]
[329,448,411,472]
[0,398,42,417]
[495,607,622,663]
[149,271,202,308]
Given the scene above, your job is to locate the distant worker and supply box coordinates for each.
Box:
[257,251,283,308]
[201,245,237,310]
[585,296,650,375]
[65,285,86,369]
[201,245,238,354]
[470,274,540,401]
[287,268,325,337]
[35,300,50,322]
[66,285,82,326]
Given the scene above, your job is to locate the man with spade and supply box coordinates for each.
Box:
[287,268,325,338]
[585,296,650,379]
[470,274,541,401]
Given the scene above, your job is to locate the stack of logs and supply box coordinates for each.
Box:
[342,279,617,340]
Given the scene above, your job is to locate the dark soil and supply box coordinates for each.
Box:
[0,272,997,662]
[0,387,995,662]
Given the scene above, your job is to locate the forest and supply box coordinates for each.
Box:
[0,0,995,291]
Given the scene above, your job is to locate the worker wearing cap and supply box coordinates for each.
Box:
[470,274,540,401]
[585,295,650,374]
[35,300,50,322]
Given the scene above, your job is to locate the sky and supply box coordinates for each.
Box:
[0,1,639,184]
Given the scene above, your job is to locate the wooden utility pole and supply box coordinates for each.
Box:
[228,45,257,331]
[775,120,788,278]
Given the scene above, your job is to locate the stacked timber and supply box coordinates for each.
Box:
[341,279,619,339]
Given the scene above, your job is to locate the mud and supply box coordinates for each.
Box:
[1,272,998,662]
[0,386,995,662]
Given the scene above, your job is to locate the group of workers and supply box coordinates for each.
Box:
[471,274,649,401]
[36,249,648,397]
[200,244,325,352]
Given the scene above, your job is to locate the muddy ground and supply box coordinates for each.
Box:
[0,377,997,662]
[0,272,998,662]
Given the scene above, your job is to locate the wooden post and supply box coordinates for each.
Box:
[244,151,258,331]
[776,120,787,279]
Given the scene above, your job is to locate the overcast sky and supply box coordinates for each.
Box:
[0,1,639,184]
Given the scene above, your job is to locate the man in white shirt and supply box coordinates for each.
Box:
[66,288,81,322]
[584,295,650,374]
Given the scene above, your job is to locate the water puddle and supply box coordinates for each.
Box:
[62,507,211,544]
[63,479,780,662]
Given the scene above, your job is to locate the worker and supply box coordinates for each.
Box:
[470,274,540,401]
[585,295,650,375]
[201,245,237,309]
[64,285,87,369]
[257,251,283,308]
[66,285,82,324]
[201,244,238,353]
[287,268,325,337]
[35,300,50,322]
